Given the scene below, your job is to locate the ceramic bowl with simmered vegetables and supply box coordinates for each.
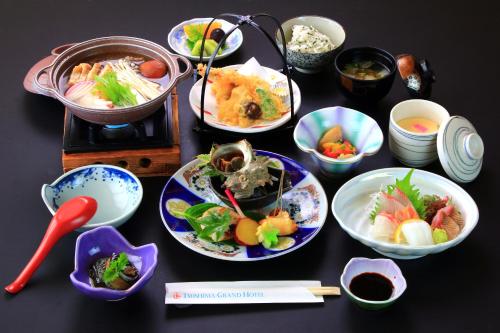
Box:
[294,106,383,175]
[70,226,158,301]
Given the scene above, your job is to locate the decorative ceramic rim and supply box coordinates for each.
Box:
[332,167,479,252]
[69,226,158,299]
[167,17,244,61]
[189,64,301,134]
[293,106,384,164]
[276,15,346,54]
[158,150,328,261]
[41,164,143,229]
[340,257,407,305]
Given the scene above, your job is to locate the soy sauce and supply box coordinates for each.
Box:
[349,272,394,301]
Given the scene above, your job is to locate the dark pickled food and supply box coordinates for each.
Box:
[245,102,262,119]
[89,252,139,290]
[210,28,226,44]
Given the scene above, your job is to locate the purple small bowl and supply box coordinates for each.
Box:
[70,226,158,301]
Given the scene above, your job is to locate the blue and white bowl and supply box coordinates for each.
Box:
[167,18,243,61]
[293,106,383,175]
[389,99,450,167]
[42,165,143,231]
[276,16,346,73]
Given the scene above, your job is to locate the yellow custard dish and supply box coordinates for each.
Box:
[397,117,439,134]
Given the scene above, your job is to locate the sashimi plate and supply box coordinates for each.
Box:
[332,168,479,259]
[189,64,301,134]
[159,150,327,261]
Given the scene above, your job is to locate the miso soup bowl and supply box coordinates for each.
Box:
[334,47,397,102]
[32,36,192,125]
[340,257,407,310]
[276,16,346,73]
[389,99,450,167]
[293,106,383,176]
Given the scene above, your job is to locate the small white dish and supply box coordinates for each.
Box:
[42,165,143,231]
[189,63,301,134]
[389,99,450,167]
[167,18,243,61]
[340,257,406,310]
[332,168,479,259]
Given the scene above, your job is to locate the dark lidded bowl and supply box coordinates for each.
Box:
[334,47,396,102]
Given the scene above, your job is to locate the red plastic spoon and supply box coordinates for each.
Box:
[5,196,97,294]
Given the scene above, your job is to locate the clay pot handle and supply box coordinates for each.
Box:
[170,53,193,83]
[33,62,57,97]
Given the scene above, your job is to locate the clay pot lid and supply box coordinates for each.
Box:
[437,116,484,183]
[396,54,436,99]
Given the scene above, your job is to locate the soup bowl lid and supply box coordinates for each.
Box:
[396,54,436,99]
[437,116,484,183]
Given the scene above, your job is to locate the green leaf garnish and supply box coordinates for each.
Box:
[197,210,232,241]
[175,202,219,234]
[369,169,426,220]
[260,227,279,249]
[102,252,129,284]
[93,72,138,107]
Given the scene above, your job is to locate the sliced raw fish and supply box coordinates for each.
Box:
[392,188,412,207]
[431,205,455,229]
[378,192,407,215]
[441,216,461,240]
[371,213,398,241]
[394,205,419,222]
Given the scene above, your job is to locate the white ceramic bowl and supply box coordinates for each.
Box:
[42,165,143,231]
[340,257,407,310]
[276,16,346,73]
[389,99,450,167]
[332,168,479,259]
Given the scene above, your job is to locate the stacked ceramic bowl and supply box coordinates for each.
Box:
[388,99,450,167]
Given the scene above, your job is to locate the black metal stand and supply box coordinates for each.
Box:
[192,13,296,136]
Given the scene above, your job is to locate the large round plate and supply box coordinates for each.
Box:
[159,150,328,261]
[332,168,478,259]
[167,18,243,61]
[189,65,301,133]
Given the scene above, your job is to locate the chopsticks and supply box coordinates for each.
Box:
[307,286,341,296]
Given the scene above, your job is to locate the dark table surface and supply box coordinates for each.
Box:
[1,0,498,332]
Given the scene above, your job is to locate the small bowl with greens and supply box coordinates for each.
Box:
[70,226,158,301]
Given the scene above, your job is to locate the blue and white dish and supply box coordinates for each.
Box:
[340,257,407,310]
[293,106,383,175]
[332,168,479,259]
[159,150,328,261]
[42,165,143,231]
[389,99,450,167]
[167,18,243,61]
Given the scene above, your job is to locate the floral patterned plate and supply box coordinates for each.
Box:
[159,150,328,261]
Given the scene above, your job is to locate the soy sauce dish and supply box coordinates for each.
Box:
[340,257,407,310]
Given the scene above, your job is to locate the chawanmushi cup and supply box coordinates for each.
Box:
[389,99,450,167]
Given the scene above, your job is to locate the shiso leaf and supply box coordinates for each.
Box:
[102,252,129,284]
[369,169,426,221]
